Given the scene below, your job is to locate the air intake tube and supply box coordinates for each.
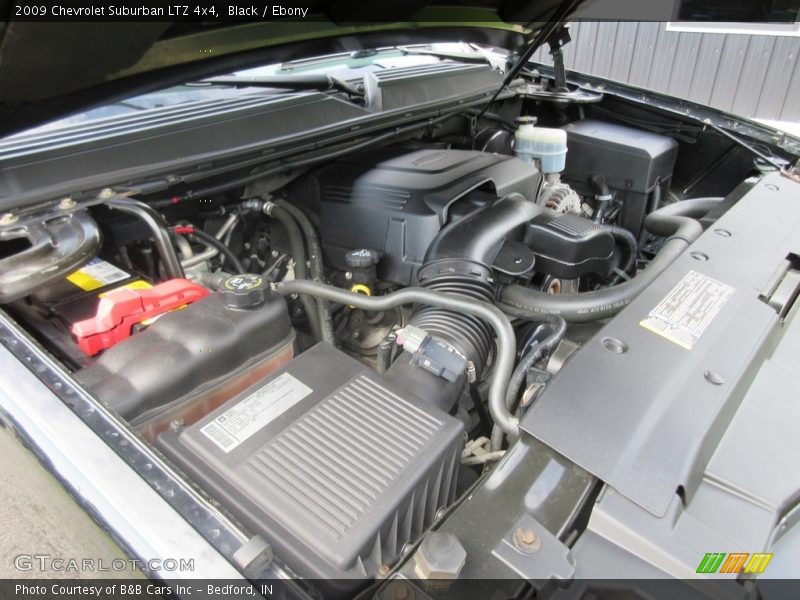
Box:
[499,197,723,322]
[385,193,541,412]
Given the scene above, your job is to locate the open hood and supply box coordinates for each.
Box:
[0,0,582,137]
[2,0,798,137]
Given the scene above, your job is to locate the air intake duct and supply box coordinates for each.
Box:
[389,194,541,411]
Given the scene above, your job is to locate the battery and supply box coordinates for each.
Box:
[8,257,151,368]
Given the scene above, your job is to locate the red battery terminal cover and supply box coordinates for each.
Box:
[72,278,210,356]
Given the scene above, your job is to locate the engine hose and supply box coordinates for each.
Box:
[489,314,566,451]
[171,226,245,274]
[274,200,335,344]
[106,197,184,279]
[499,197,723,323]
[262,202,322,342]
[273,280,521,439]
[413,193,542,375]
[375,332,397,375]
[596,222,638,279]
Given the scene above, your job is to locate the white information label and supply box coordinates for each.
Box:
[640,270,735,350]
[200,373,312,452]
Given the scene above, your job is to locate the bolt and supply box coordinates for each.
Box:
[58,197,76,210]
[377,563,390,577]
[345,271,353,280]
[98,187,115,199]
[0,213,18,226]
[413,531,466,579]
[169,418,186,432]
[390,581,412,600]
[521,529,535,545]
[513,527,542,553]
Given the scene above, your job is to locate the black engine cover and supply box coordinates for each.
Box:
[525,212,615,279]
[306,148,541,285]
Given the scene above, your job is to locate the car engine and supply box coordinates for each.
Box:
[1,65,789,592]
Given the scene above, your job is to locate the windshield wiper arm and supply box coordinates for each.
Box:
[190,74,365,97]
[396,46,490,65]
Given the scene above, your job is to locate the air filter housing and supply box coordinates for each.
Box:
[158,343,463,585]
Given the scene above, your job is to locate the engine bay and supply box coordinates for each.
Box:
[1,60,796,591]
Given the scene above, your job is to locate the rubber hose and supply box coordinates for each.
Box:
[275,200,335,344]
[187,228,245,274]
[263,203,322,342]
[499,197,722,323]
[375,332,397,375]
[413,193,542,374]
[596,222,638,277]
[590,173,613,222]
[590,173,612,198]
[489,314,566,450]
[273,280,521,438]
[422,193,541,266]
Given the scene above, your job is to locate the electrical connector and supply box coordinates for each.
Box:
[396,325,468,383]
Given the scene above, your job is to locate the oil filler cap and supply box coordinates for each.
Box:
[220,273,269,309]
[345,248,380,269]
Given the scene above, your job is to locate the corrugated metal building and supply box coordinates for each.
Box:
[532,21,800,122]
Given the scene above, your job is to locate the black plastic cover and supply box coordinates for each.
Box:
[308,148,541,285]
[76,289,293,423]
[561,119,678,235]
[521,173,798,518]
[158,342,463,589]
[0,62,505,211]
[364,62,501,111]
[525,212,615,278]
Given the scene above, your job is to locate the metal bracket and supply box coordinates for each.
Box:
[547,26,572,92]
[492,514,576,588]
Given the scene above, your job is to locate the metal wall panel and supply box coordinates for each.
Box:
[532,21,800,121]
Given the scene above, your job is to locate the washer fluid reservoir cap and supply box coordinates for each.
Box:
[220,273,269,309]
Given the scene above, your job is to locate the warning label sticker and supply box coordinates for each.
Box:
[66,258,130,291]
[200,372,312,452]
[98,280,152,297]
[640,270,735,350]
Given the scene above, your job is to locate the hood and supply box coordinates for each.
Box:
[2,0,796,138]
[0,0,581,137]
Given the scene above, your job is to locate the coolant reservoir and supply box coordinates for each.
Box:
[515,124,568,174]
[76,273,295,441]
